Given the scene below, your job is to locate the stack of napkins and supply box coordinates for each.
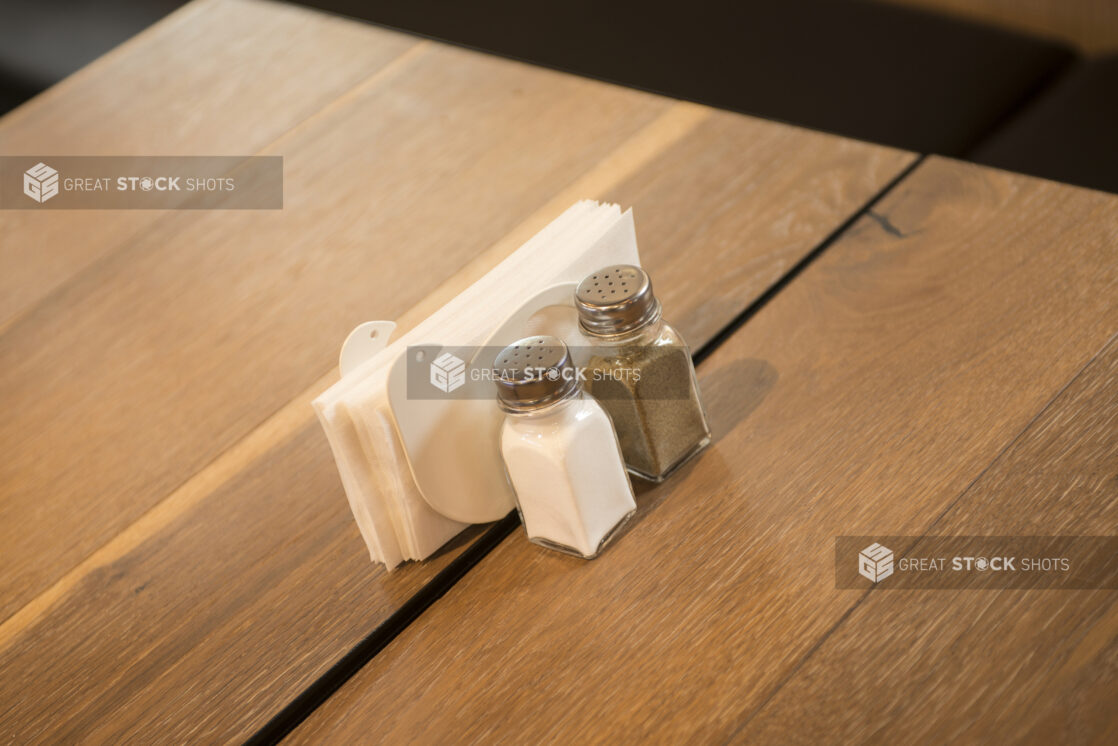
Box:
[314,201,642,569]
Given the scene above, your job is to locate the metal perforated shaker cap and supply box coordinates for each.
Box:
[575,265,661,336]
[493,335,578,413]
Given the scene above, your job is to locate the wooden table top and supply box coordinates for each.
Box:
[1,0,1114,742]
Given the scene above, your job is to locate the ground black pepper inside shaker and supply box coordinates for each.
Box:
[576,265,711,482]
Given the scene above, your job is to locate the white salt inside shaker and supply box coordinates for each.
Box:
[495,336,636,558]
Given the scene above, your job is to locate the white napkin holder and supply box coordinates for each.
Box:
[313,201,643,569]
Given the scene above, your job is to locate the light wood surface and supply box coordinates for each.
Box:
[0,6,673,621]
[0,0,914,740]
[736,335,1118,744]
[0,0,419,332]
[288,159,1118,743]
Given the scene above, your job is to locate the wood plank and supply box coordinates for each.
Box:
[0,8,913,740]
[287,158,1118,744]
[735,335,1118,743]
[0,0,421,331]
[0,34,673,624]
[597,113,910,347]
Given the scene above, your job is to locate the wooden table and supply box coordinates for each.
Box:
[1,0,1114,742]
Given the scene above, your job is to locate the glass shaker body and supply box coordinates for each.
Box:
[577,266,711,482]
[500,390,635,558]
[494,335,635,559]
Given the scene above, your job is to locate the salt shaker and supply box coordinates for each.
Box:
[494,335,636,558]
[576,265,711,482]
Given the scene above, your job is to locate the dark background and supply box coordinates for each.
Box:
[2,0,1116,192]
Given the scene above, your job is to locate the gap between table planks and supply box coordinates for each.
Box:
[287,157,1118,744]
[0,5,913,740]
[0,22,675,622]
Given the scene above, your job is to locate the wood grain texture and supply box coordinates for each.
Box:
[0,422,487,743]
[0,0,913,738]
[0,31,672,623]
[288,158,1118,744]
[736,335,1118,744]
[598,114,910,348]
[0,0,420,331]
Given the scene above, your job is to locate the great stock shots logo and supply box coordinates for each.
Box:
[429,352,466,393]
[858,542,894,583]
[23,162,59,203]
[408,345,651,400]
[2,156,283,209]
[837,536,1116,589]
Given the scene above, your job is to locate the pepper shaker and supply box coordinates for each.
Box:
[576,265,711,482]
[494,336,636,558]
